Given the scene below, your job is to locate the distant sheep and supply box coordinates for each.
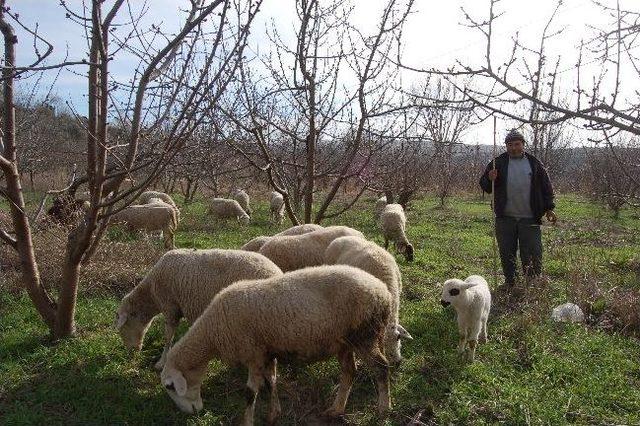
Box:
[115,249,282,370]
[324,236,412,363]
[240,224,324,252]
[161,265,392,422]
[270,191,285,224]
[231,189,252,217]
[379,203,414,262]
[208,198,250,224]
[111,203,178,249]
[139,191,177,209]
[139,190,180,221]
[375,195,388,219]
[259,226,363,272]
[440,275,491,362]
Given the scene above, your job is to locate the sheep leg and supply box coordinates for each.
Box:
[155,314,180,371]
[324,350,356,417]
[362,346,391,415]
[242,366,265,426]
[479,318,488,344]
[457,325,467,354]
[466,322,483,362]
[384,237,389,249]
[264,358,281,424]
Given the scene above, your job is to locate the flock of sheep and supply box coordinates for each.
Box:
[112,190,492,424]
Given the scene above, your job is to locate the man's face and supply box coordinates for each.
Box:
[506,140,524,157]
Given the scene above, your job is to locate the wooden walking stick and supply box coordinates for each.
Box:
[491,116,498,287]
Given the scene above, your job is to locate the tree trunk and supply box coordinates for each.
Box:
[0,6,57,331]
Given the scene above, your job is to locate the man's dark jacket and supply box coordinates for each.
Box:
[479,152,555,224]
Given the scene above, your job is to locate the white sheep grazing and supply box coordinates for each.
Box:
[160,265,392,423]
[208,198,250,224]
[324,236,412,363]
[259,225,364,272]
[231,189,252,217]
[379,203,414,262]
[240,224,324,252]
[440,275,491,362]
[111,203,178,249]
[375,195,388,219]
[115,249,282,370]
[139,190,178,209]
[269,191,285,224]
[139,190,180,220]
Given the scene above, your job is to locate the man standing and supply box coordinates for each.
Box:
[479,129,557,287]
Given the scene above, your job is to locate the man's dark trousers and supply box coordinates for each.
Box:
[495,217,542,285]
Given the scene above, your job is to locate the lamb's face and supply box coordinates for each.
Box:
[440,278,476,307]
[161,365,205,414]
[115,306,152,350]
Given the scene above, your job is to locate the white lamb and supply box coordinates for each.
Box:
[139,190,180,220]
[160,265,392,423]
[231,189,252,217]
[240,224,324,252]
[379,203,414,262]
[208,198,250,224]
[324,236,412,363]
[258,225,364,272]
[269,191,285,224]
[111,203,178,249]
[440,275,491,362]
[115,249,282,370]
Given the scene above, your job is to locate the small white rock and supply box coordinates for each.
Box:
[551,303,584,323]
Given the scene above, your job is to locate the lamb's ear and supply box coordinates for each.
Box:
[396,324,413,340]
[163,369,188,397]
[458,281,479,291]
[115,311,127,329]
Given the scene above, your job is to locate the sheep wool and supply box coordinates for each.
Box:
[161,265,392,423]
[259,225,364,272]
[324,236,412,363]
[240,224,324,252]
[116,249,282,370]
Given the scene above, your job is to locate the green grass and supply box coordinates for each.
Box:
[1,193,640,424]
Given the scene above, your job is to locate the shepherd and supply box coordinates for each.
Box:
[479,128,557,288]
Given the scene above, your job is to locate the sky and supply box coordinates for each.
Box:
[7,0,639,145]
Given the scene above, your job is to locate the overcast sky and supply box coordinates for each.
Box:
[8,0,638,145]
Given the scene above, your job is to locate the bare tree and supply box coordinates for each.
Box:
[219,0,415,224]
[0,0,261,339]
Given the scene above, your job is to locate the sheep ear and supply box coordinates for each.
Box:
[115,312,128,329]
[458,281,479,291]
[164,370,188,397]
[396,324,413,340]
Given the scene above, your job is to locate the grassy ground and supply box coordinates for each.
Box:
[1,193,640,425]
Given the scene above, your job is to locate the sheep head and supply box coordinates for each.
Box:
[396,241,414,262]
[440,278,478,308]
[385,323,413,364]
[161,364,205,414]
[114,303,154,350]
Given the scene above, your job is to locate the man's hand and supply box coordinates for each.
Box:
[545,210,557,224]
[488,169,498,181]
